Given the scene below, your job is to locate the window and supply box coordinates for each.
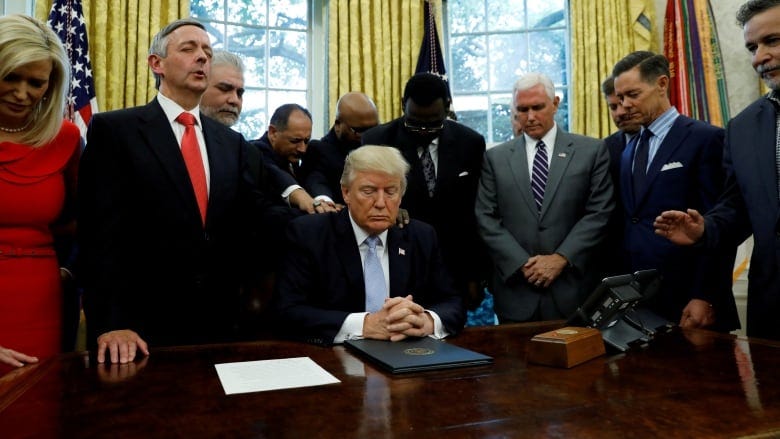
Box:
[191,0,310,140]
[446,0,570,144]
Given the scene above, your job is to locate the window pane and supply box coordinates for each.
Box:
[528,1,566,28]
[448,1,486,34]
[191,0,224,20]
[486,0,526,31]
[488,33,528,90]
[555,88,568,131]
[528,30,567,86]
[450,35,487,93]
[269,0,307,29]
[491,93,513,144]
[234,89,267,140]
[227,25,266,86]
[452,95,488,139]
[268,91,308,119]
[268,30,307,89]
[228,0,267,26]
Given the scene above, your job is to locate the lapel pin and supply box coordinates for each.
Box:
[558,152,567,158]
[399,248,406,256]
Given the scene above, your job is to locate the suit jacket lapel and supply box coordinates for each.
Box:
[508,137,538,215]
[138,99,202,221]
[637,116,689,204]
[751,101,780,208]
[335,211,367,298]
[200,116,227,227]
[541,128,574,218]
[620,137,636,211]
[387,226,410,297]
[432,122,457,195]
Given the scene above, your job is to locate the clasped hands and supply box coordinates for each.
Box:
[363,295,434,342]
[522,253,568,289]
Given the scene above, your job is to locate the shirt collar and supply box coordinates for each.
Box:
[523,122,557,151]
[347,211,389,248]
[157,92,202,127]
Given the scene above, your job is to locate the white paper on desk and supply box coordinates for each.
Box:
[215,357,340,395]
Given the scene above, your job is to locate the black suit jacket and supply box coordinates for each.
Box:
[273,210,465,345]
[78,99,286,347]
[361,119,488,300]
[251,132,301,200]
[300,128,352,204]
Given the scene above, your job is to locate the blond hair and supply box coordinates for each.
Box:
[0,15,69,147]
[340,145,410,194]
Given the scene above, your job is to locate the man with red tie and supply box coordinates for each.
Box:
[78,18,288,364]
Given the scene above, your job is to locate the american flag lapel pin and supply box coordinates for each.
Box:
[558,152,567,158]
[399,248,406,256]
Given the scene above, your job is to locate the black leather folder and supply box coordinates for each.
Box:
[344,337,493,373]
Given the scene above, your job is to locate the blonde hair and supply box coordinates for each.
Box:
[0,15,69,147]
[340,145,410,194]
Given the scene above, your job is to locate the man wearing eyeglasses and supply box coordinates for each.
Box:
[302,92,380,208]
[252,104,334,214]
[361,73,488,310]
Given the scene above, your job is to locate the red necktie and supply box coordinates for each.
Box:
[176,112,208,226]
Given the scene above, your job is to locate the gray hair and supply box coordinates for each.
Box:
[149,18,206,89]
[513,73,556,100]
[340,145,410,194]
[212,49,245,73]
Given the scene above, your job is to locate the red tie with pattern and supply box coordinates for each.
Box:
[176,112,208,226]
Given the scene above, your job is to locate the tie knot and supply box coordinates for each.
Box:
[640,128,653,142]
[365,235,380,250]
[536,141,546,150]
[176,112,196,127]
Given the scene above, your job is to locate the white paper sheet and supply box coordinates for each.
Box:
[215,357,340,395]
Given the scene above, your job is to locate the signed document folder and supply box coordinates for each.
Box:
[345,337,493,373]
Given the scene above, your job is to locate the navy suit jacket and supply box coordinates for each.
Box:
[300,128,352,204]
[273,210,466,345]
[706,97,780,338]
[78,98,286,347]
[251,132,301,200]
[609,115,738,330]
[361,119,488,299]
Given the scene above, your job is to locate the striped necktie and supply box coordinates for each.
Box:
[531,141,548,213]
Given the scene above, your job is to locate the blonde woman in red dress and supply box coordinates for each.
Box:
[0,15,79,370]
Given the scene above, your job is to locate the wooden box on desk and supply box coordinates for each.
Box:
[527,327,605,368]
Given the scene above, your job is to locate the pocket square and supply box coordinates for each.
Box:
[458,171,469,177]
[661,162,683,171]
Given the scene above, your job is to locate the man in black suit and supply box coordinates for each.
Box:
[78,18,287,363]
[361,73,488,309]
[302,92,379,208]
[274,145,465,345]
[251,104,333,214]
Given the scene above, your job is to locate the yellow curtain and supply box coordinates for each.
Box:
[329,0,436,123]
[36,0,189,112]
[570,0,656,138]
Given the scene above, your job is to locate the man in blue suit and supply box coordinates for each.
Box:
[274,145,465,346]
[612,51,739,331]
[655,0,780,340]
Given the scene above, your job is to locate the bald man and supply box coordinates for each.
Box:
[302,92,379,207]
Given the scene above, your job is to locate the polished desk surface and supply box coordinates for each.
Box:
[1,322,780,438]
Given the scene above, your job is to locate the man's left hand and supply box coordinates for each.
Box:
[679,299,715,329]
[522,253,568,288]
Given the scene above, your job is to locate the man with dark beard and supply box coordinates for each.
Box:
[302,92,379,208]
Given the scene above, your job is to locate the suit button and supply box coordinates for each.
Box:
[631,217,639,224]
[204,233,210,241]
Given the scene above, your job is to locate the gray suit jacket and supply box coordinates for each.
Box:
[475,127,615,321]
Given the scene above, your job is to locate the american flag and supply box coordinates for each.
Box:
[47,0,98,138]
[415,0,451,100]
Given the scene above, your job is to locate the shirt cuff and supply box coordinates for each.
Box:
[333,312,368,344]
[427,310,449,339]
[282,184,303,200]
[315,195,334,204]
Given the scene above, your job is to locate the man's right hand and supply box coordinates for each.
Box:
[0,345,38,368]
[654,209,705,245]
[96,330,149,364]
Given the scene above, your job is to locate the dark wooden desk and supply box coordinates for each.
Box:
[2,322,780,438]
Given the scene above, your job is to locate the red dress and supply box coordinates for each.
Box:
[0,121,80,361]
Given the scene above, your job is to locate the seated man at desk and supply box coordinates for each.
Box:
[274,145,465,346]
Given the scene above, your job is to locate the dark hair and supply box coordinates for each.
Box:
[149,18,206,90]
[269,103,312,131]
[737,0,780,26]
[601,76,615,96]
[612,51,670,84]
[402,73,450,107]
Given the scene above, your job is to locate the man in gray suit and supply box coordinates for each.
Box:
[475,73,614,323]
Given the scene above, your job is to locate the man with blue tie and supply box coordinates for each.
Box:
[274,145,465,346]
[611,51,739,331]
[475,73,614,323]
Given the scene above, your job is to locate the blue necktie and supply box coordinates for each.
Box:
[531,141,548,213]
[632,128,653,200]
[364,236,387,312]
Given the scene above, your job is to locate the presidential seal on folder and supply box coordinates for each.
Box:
[345,337,493,373]
[527,327,605,368]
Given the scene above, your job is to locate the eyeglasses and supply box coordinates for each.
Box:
[339,121,375,136]
[403,118,445,134]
